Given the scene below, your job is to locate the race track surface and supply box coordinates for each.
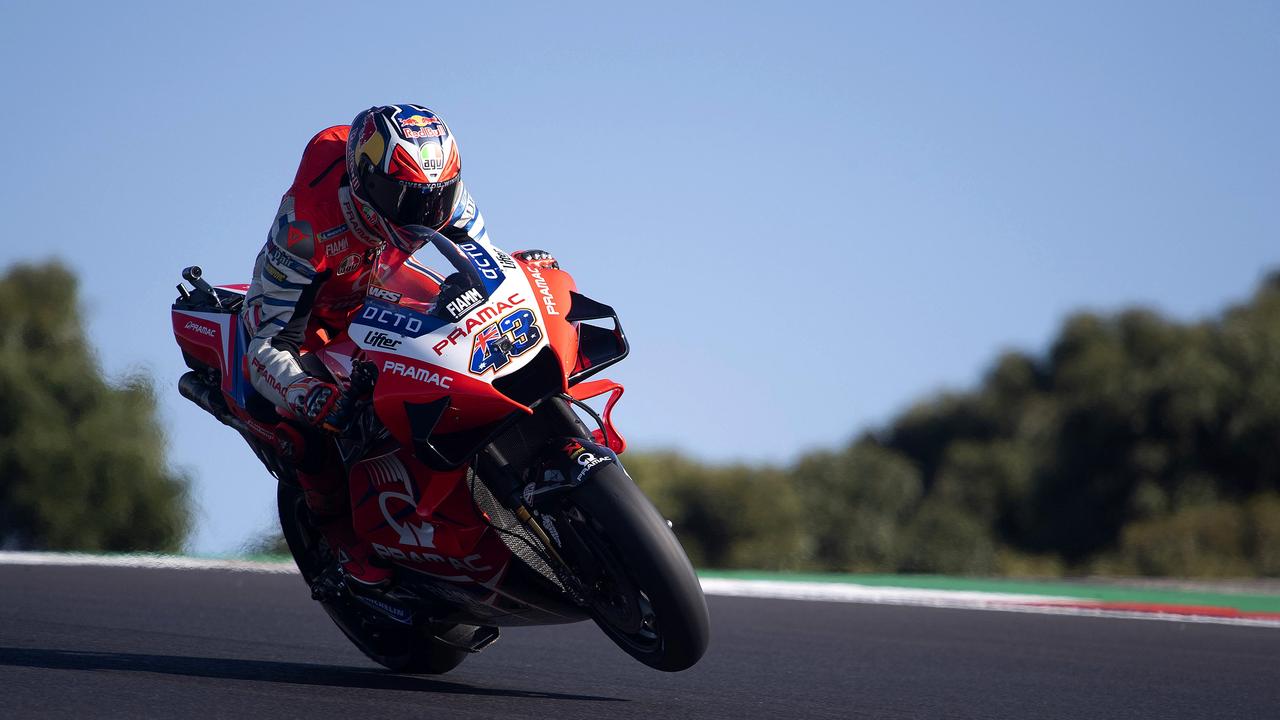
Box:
[2,563,1277,719]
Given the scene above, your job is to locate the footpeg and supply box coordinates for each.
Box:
[309,565,345,603]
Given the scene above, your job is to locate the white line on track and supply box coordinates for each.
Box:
[0,551,299,574]
[3,552,1277,629]
[699,577,1075,606]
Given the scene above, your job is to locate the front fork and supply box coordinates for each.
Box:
[475,393,596,504]
[475,394,621,602]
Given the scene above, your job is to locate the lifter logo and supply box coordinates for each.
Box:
[363,331,402,350]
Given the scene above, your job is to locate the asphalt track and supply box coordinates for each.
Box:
[2,564,1277,719]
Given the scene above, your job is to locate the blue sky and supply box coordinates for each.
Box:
[1,1,1276,553]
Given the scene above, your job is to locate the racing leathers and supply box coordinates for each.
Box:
[242,125,491,417]
[240,125,491,585]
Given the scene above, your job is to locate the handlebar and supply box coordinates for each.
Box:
[397,225,495,301]
[181,265,223,308]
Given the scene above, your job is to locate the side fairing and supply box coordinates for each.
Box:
[172,308,251,405]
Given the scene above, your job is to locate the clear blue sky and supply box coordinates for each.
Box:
[1,1,1276,553]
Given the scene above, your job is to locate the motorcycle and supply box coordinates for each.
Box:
[170,227,709,673]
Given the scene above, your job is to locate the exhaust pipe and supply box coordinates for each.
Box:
[179,371,292,481]
[178,371,233,425]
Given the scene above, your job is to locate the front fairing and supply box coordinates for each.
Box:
[346,228,580,452]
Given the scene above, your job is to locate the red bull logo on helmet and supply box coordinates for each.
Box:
[400,119,445,139]
[394,106,448,139]
[399,114,440,128]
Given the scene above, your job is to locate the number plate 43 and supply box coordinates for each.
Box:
[469,308,543,374]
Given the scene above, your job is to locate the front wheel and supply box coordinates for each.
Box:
[555,462,710,671]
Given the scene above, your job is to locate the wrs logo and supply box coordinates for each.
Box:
[367,285,402,304]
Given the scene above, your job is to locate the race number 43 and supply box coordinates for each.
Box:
[469,309,542,374]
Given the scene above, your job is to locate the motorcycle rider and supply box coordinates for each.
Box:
[241,104,491,589]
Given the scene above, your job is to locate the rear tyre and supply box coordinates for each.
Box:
[558,462,710,671]
[276,482,469,674]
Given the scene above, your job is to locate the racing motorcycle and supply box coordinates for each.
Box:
[170,227,709,673]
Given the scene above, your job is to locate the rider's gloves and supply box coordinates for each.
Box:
[514,249,560,270]
[285,377,340,427]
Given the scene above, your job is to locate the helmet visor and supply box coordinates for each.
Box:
[357,159,460,230]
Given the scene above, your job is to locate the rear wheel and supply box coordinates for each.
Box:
[276,482,469,674]
[554,463,710,671]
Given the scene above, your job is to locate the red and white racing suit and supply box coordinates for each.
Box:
[242,125,491,415]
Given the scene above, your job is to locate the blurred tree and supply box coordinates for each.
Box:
[0,262,190,551]
[898,498,997,574]
[1099,502,1253,577]
[627,452,808,570]
[244,527,289,557]
[792,440,922,571]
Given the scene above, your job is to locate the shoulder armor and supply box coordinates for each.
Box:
[271,219,316,260]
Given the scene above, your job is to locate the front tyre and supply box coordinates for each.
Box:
[558,462,710,671]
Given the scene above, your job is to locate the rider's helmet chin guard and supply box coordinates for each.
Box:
[346,104,463,254]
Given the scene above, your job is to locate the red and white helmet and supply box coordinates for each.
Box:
[345,104,462,253]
